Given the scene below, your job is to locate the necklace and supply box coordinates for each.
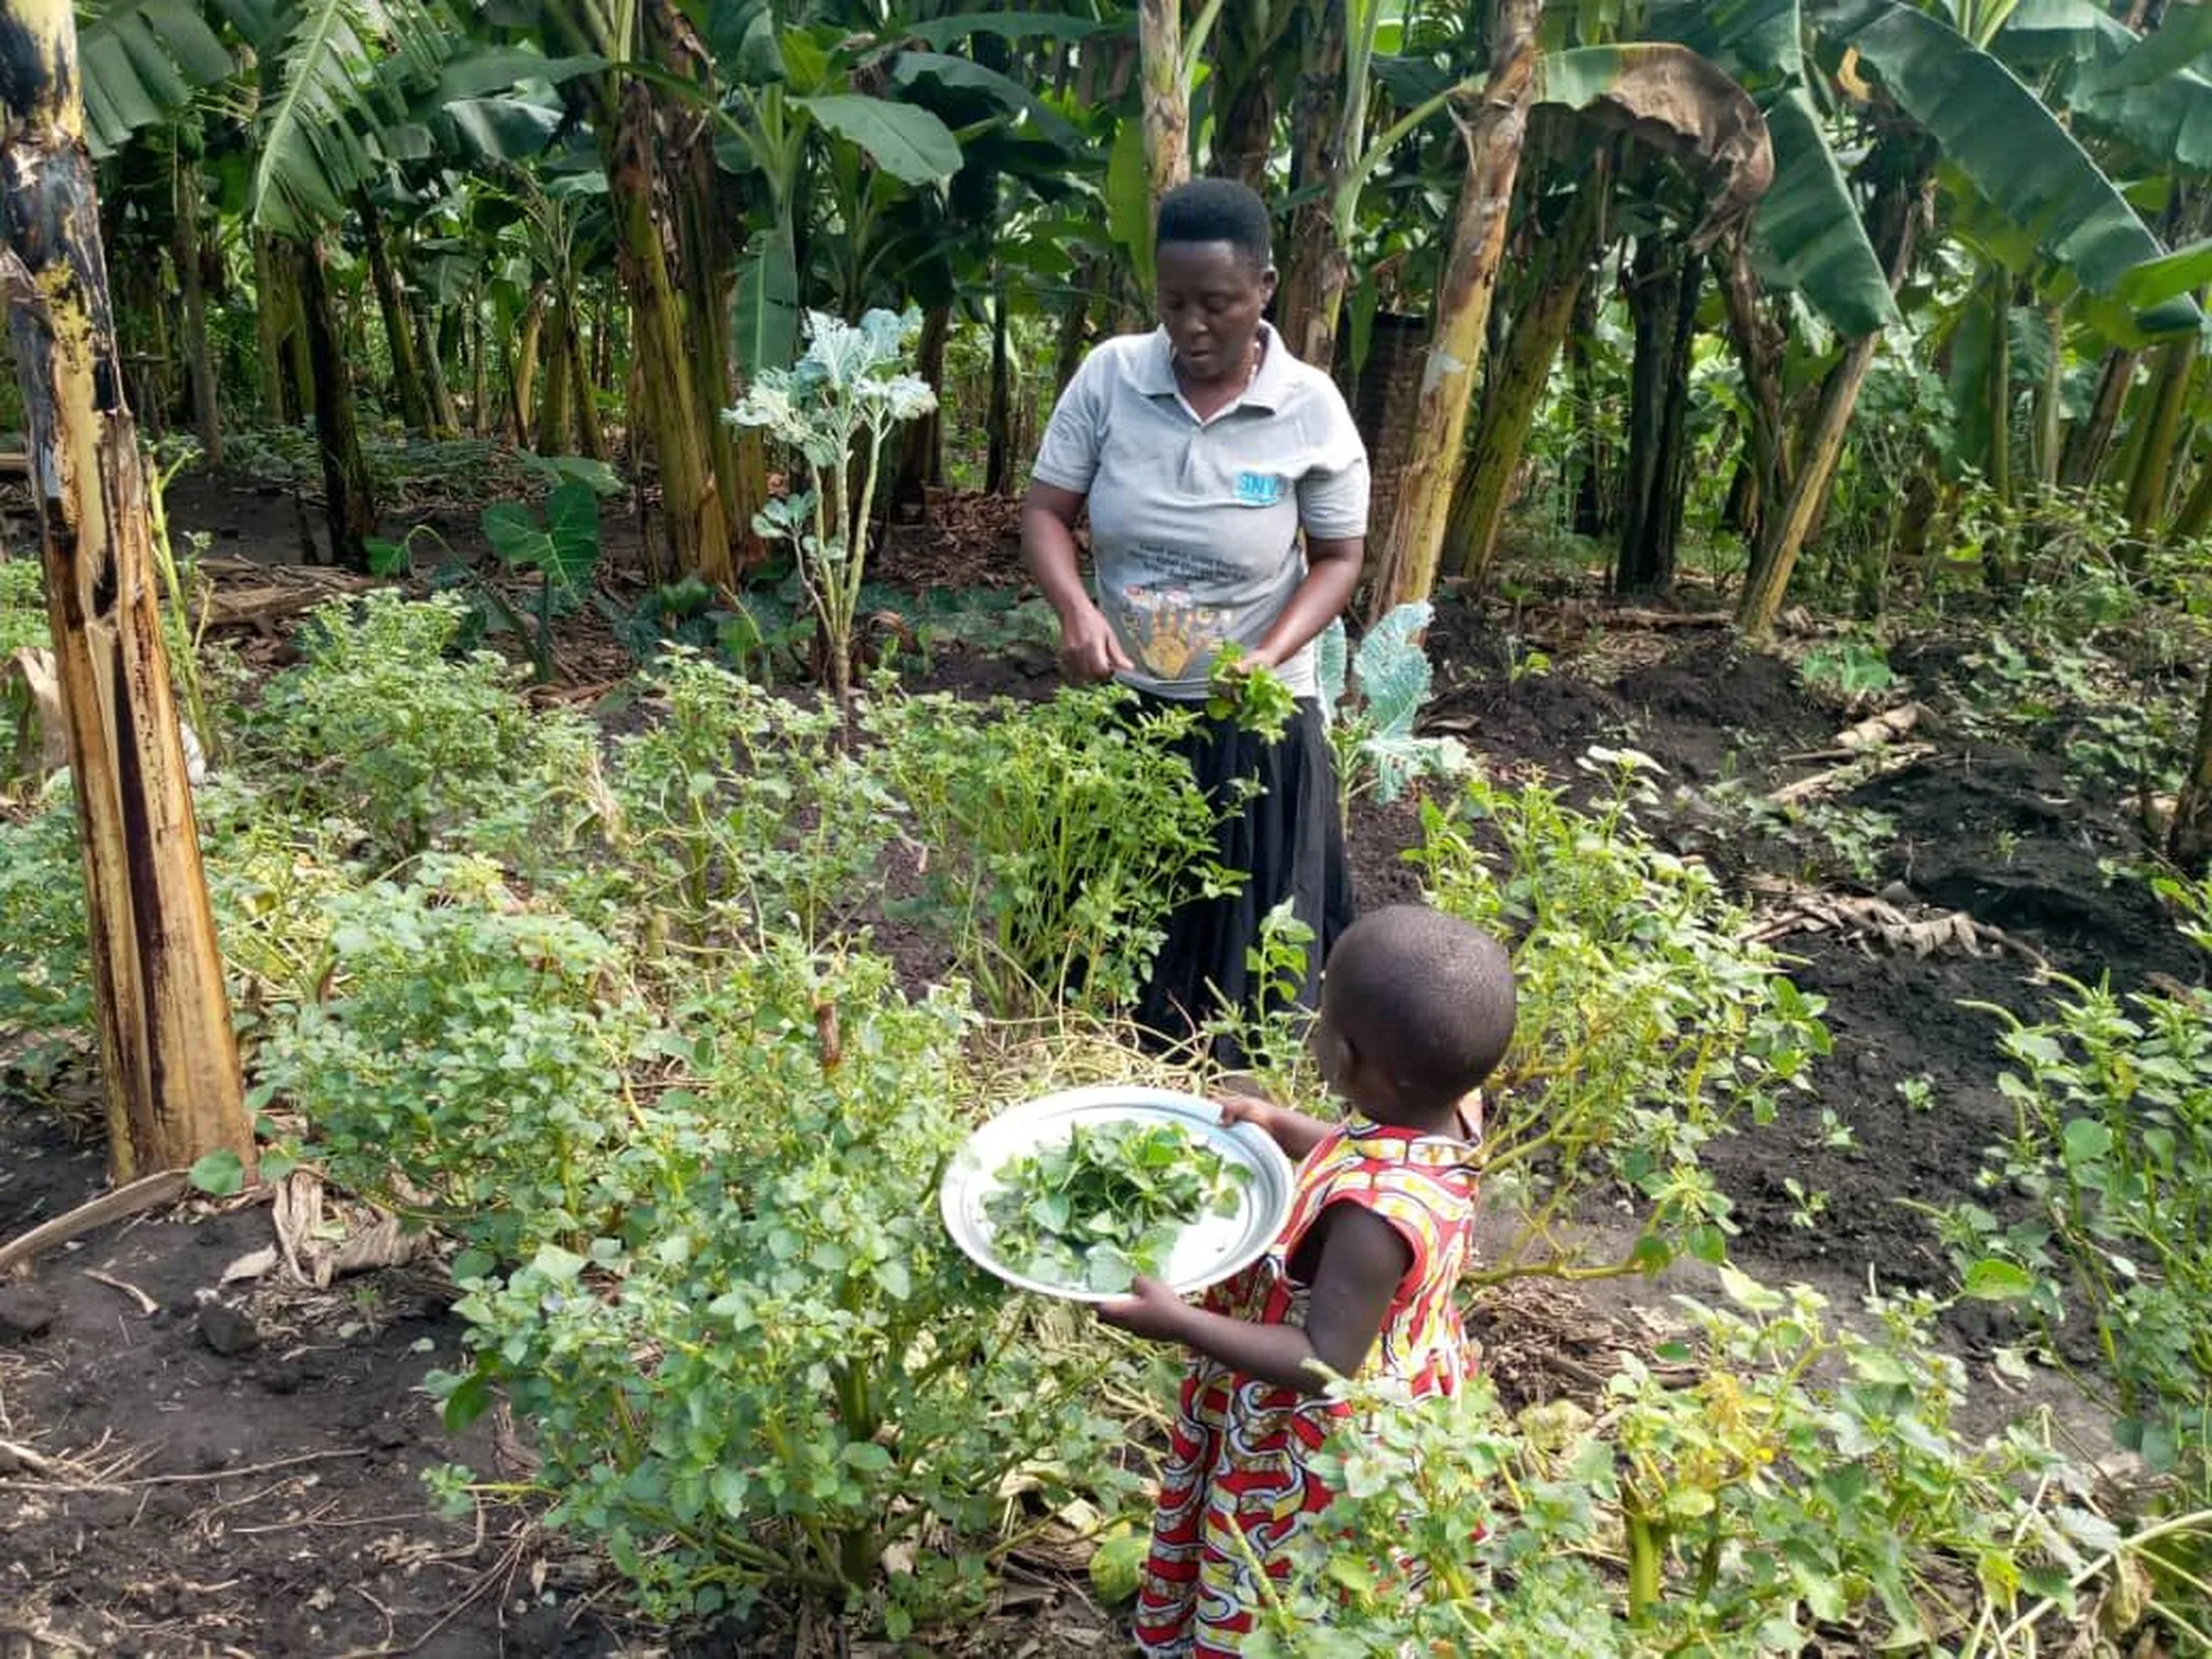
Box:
[1179,336,1262,412]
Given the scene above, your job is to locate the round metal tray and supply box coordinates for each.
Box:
[941,1086,1297,1303]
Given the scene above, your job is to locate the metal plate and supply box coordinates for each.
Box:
[941,1086,1297,1303]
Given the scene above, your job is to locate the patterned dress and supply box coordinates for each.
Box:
[1132,1107,1481,1657]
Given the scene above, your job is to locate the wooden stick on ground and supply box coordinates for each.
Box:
[0,1170,187,1279]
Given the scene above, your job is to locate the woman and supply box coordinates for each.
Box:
[1021,178,1367,1057]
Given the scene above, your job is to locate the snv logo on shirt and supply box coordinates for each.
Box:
[1232,471,1286,505]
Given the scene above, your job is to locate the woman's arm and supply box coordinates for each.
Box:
[1021,481,1132,683]
[1095,1204,1409,1395]
[1247,535,1363,672]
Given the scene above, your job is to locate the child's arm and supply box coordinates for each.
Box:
[1096,1205,1410,1395]
[1217,1094,1335,1162]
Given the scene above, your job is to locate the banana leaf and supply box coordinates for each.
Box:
[1810,0,2201,344]
[1648,0,1900,337]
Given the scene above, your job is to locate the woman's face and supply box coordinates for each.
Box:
[1155,241,1276,385]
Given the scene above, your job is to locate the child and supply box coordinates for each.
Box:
[1097,903,1516,1656]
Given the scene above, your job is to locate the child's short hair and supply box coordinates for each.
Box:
[1323,905,1516,1104]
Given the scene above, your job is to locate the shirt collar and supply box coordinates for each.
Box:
[1137,321,1291,412]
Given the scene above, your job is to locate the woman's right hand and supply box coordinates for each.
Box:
[1057,602,1133,683]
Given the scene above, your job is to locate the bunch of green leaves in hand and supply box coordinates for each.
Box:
[985,1120,1251,1293]
[1206,643,1298,741]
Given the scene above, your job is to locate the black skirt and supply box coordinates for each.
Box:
[1133,694,1356,1062]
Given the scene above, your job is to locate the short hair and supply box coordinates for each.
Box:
[1323,906,1516,1106]
[1155,178,1273,272]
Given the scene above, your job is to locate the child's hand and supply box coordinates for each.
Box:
[1216,1092,1278,1137]
[1095,1275,1188,1341]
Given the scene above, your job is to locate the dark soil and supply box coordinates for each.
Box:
[5,479,2206,1651]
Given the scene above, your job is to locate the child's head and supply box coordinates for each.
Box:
[1313,905,1516,1123]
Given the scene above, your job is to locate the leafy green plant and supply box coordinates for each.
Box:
[241,591,597,863]
[863,685,1234,1019]
[1,558,50,788]
[1949,973,2212,1470]
[0,785,94,1094]
[430,944,1132,1631]
[727,309,937,710]
[985,1120,1250,1293]
[251,855,648,1259]
[1243,1274,2123,1656]
[599,649,897,950]
[1411,749,1832,1281]
[1206,643,1297,741]
[1796,636,1899,703]
[1317,602,1472,814]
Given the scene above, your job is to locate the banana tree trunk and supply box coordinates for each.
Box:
[2124,335,2197,537]
[1569,279,1612,536]
[654,0,761,576]
[2033,303,2065,491]
[511,293,543,442]
[1277,0,1349,370]
[537,291,574,454]
[0,0,252,1185]
[1615,234,1701,596]
[1713,236,1789,551]
[358,192,433,435]
[2169,450,2212,543]
[1448,179,1605,588]
[1984,269,2010,506]
[294,237,375,571]
[1139,0,1190,211]
[1210,29,1281,189]
[1054,254,1096,392]
[1738,171,1924,639]
[1366,0,1543,623]
[2173,658,2212,874]
[987,283,1015,495]
[417,306,461,439]
[567,308,604,463]
[609,78,732,586]
[894,302,951,517]
[2063,347,2139,488]
[251,231,307,425]
[172,137,220,468]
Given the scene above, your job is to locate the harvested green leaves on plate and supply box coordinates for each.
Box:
[983,1119,1252,1293]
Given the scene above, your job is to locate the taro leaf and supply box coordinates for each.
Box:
[482,482,601,597]
[540,482,603,598]
[365,537,411,578]
[796,93,962,184]
[526,453,625,498]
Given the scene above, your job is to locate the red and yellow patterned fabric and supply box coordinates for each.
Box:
[1132,1106,1481,1656]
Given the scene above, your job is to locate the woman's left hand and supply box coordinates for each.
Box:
[1095,1275,1188,1341]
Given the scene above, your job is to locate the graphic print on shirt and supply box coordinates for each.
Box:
[1117,556,1236,680]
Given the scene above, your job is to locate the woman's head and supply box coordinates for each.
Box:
[1154,179,1277,385]
[1312,905,1517,1124]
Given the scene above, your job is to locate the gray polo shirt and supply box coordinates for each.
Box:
[1030,323,1370,701]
